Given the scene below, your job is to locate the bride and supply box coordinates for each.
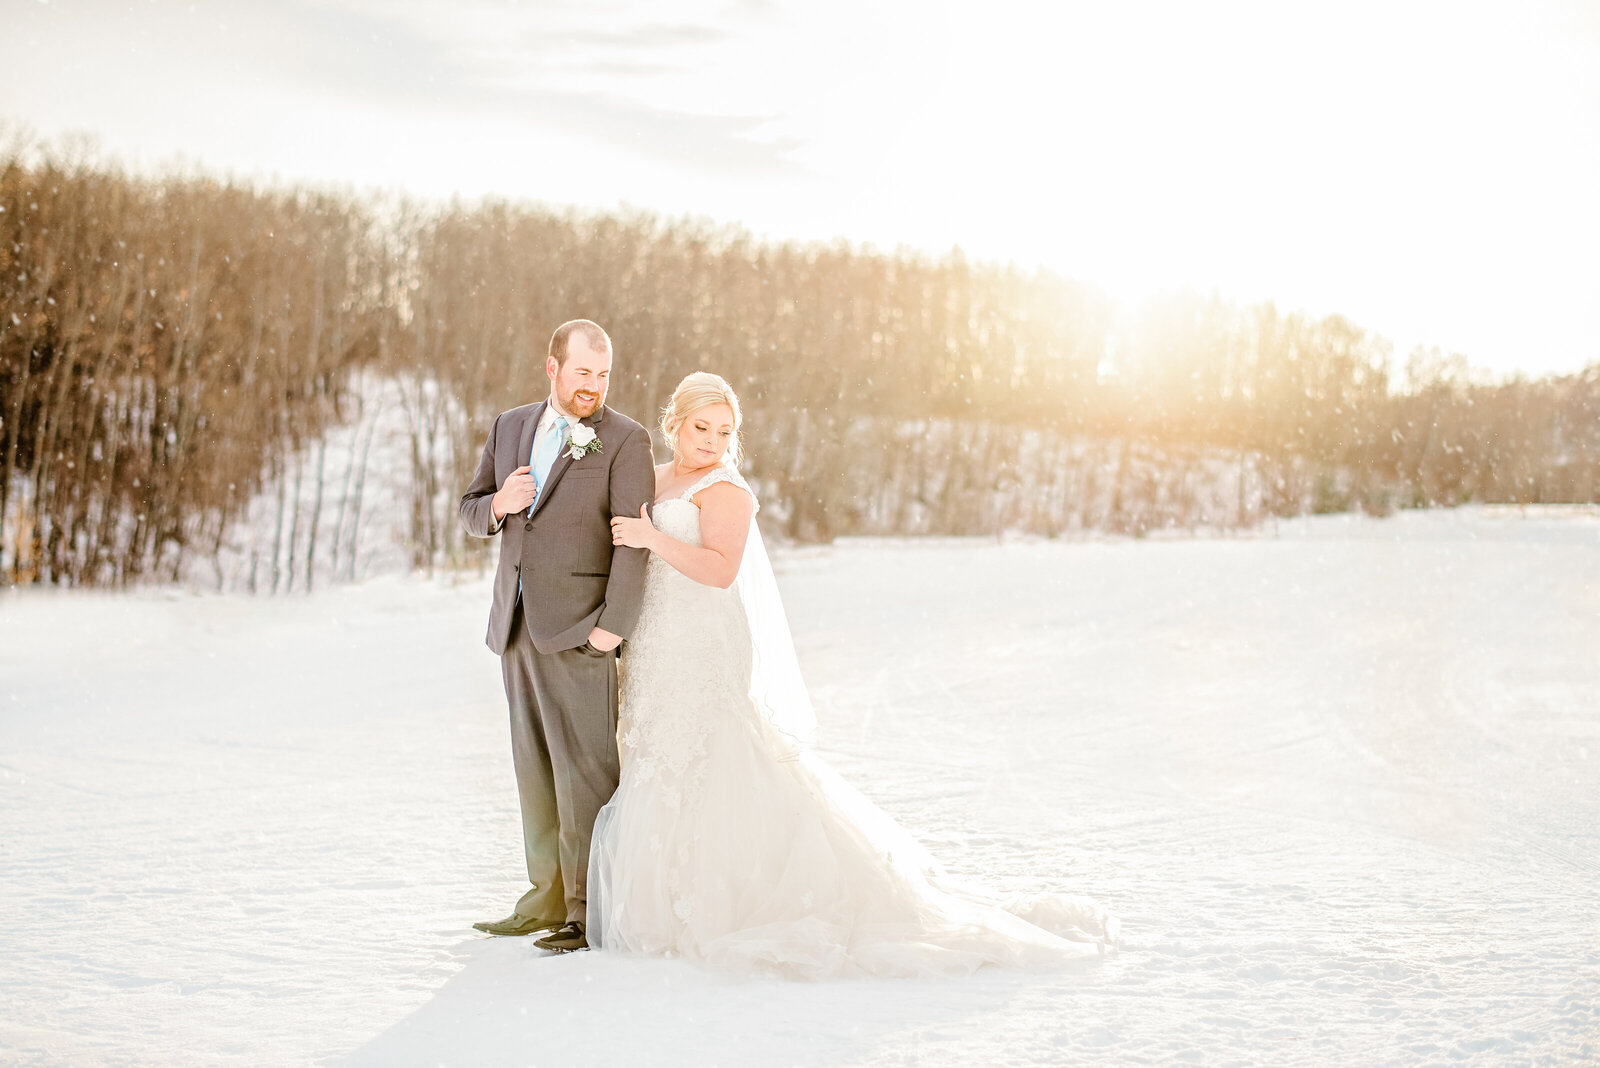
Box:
[591,372,1116,978]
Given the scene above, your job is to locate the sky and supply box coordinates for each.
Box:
[3,0,1597,378]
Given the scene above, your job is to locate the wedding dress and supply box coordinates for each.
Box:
[587,464,1117,978]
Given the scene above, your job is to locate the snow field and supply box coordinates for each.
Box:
[1,506,1596,1066]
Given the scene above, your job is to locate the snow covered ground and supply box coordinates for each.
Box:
[2,506,1597,1066]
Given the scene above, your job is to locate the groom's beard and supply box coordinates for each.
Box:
[559,387,603,417]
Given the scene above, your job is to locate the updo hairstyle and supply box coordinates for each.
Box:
[660,371,743,467]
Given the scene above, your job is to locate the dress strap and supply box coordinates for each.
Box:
[682,464,759,513]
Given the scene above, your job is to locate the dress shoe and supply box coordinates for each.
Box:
[473,913,561,937]
[533,921,587,953]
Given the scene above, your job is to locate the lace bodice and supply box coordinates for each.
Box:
[619,465,759,800]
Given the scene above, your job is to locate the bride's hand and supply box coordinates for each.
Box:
[611,503,657,550]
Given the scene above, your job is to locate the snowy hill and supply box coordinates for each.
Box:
[1,506,1596,1066]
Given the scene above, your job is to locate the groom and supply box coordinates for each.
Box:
[458,319,655,953]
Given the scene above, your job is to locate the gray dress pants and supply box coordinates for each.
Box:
[500,601,620,926]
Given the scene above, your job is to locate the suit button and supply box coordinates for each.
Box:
[513,564,519,572]
[524,521,533,532]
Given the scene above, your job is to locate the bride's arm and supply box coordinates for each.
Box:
[610,481,754,589]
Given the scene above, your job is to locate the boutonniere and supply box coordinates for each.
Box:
[566,423,603,460]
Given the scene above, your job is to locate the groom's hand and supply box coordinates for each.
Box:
[492,465,536,520]
[587,626,622,652]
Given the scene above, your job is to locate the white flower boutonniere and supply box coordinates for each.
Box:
[566,423,602,461]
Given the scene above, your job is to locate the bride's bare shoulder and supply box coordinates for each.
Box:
[691,476,757,515]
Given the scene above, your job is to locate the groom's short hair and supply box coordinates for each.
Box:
[549,320,612,367]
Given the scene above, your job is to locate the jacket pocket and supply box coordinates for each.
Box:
[571,571,610,578]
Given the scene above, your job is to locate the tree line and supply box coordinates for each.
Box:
[1,145,1595,588]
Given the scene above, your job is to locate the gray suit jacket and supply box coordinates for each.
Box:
[459,402,656,656]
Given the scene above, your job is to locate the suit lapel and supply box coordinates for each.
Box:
[517,401,547,475]
[530,406,605,519]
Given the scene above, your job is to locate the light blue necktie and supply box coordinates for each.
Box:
[528,415,569,515]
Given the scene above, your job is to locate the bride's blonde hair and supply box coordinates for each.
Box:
[661,371,744,467]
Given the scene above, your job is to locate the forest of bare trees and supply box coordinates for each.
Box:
[2,146,1596,588]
